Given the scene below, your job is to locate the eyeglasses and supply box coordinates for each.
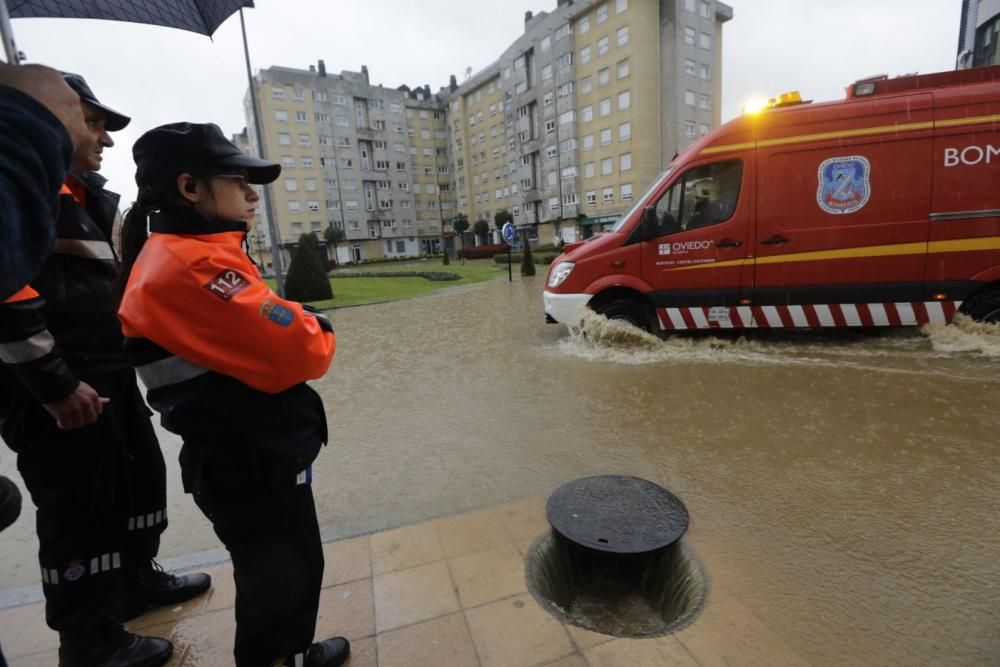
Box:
[215,173,253,188]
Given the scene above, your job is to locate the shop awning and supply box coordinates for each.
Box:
[579,214,622,227]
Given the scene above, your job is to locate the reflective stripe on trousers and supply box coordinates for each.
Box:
[295,465,312,486]
[127,508,167,531]
[40,551,121,585]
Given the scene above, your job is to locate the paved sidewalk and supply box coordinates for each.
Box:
[0,497,807,666]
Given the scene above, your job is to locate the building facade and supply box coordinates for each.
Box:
[442,0,732,241]
[245,0,731,261]
[246,62,453,266]
[957,0,1000,69]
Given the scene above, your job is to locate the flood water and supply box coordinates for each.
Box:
[2,263,999,664]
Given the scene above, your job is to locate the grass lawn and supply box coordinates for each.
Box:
[266,259,505,309]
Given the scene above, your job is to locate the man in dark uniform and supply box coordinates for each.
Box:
[685,178,725,231]
[0,74,210,666]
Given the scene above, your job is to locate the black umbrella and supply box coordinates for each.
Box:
[6,0,253,39]
[0,0,287,294]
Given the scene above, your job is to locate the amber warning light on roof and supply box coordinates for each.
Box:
[742,91,803,114]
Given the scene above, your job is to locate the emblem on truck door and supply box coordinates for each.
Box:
[817,155,871,215]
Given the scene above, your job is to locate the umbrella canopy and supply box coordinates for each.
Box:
[8,0,254,37]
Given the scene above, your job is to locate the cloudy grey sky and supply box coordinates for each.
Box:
[10,0,960,205]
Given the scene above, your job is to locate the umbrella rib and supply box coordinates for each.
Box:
[193,1,212,35]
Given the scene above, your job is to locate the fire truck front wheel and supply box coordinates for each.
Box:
[962,286,1000,324]
[593,298,659,334]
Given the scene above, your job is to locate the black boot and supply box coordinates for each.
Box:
[304,636,350,667]
[58,629,172,667]
[114,561,212,621]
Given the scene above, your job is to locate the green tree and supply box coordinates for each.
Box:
[323,224,345,269]
[451,214,470,260]
[439,216,449,265]
[520,228,536,276]
[494,209,513,235]
[285,233,333,302]
[472,219,490,245]
[324,224,345,252]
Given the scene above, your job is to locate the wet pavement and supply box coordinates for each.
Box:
[0,497,809,666]
[2,263,1000,664]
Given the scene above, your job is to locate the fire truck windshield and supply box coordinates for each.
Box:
[609,167,673,233]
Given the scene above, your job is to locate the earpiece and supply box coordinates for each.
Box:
[184,181,197,194]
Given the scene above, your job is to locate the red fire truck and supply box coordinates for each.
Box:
[543,66,1000,333]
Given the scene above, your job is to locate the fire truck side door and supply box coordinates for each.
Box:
[640,157,754,329]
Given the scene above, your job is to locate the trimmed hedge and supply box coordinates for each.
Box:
[494,253,557,265]
[458,242,510,259]
[354,253,443,265]
[285,234,333,302]
[330,271,460,281]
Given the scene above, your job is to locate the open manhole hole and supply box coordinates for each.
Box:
[525,475,707,638]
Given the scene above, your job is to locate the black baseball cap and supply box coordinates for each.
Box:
[61,72,130,132]
[133,122,281,186]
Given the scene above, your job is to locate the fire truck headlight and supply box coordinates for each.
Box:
[547,261,575,288]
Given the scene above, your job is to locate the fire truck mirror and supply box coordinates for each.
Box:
[641,206,661,240]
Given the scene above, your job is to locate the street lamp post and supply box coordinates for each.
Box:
[240,9,284,295]
[252,229,266,268]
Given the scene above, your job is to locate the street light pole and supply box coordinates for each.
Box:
[254,229,266,267]
[240,8,284,295]
[0,0,20,64]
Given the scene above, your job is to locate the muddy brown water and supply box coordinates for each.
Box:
[2,265,999,663]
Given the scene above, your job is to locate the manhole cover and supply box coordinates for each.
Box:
[546,475,688,554]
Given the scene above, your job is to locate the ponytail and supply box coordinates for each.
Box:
[114,191,154,302]
[115,172,191,301]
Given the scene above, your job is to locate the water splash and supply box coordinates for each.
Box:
[558,308,837,366]
[921,314,1000,357]
[555,308,1000,369]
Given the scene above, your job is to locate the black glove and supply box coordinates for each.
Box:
[302,304,334,334]
[0,475,22,533]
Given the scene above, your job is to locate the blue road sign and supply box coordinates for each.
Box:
[502,222,515,244]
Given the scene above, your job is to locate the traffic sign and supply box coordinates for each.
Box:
[502,222,515,244]
[502,222,515,283]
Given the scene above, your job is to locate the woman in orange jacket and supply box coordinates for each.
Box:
[116,122,349,667]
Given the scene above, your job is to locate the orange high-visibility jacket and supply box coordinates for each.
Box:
[118,210,335,395]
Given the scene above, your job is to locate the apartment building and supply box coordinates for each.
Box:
[957,0,1000,68]
[404,91,454,251]
[447,68,507,238]
[246,0,731,262]
[443,0,732,241]
[245,62,453,266]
